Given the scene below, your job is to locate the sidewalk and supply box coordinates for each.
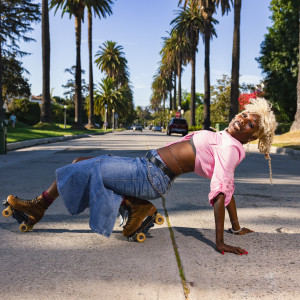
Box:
[1,131,299,300]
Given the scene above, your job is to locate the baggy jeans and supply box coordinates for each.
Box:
[56,150,172,237]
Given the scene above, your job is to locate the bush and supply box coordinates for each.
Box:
[275,123,292,134]
[188,125,202,132]
[10,99,41,125]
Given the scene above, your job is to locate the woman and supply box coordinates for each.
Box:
[3,98,277,255]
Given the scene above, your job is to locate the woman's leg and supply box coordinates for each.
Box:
[98,154,169,237]
[6,157,93,226]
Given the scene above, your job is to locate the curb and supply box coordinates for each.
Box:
[244,143,300,157]
[7,133,94,151]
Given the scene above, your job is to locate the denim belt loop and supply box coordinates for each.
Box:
[145,152,176,181]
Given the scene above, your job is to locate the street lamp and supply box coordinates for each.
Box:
[104,104,108,131]
[112,109,115,131]
[177,106,181,111]
[64,105,67,129]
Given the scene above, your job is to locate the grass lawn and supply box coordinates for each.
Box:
[249,130,300,151]
[6,122,113,143]
[272,130,300,151]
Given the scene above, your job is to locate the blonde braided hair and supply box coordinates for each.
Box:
[243,97,277,183]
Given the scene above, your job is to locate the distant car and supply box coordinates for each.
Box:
[132,124,143,131]
[167,118,188,136]
[152,125,162,132]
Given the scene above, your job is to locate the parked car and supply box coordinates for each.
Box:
[132,124,143,131]
[167,118,188,136]
[152,125,162,132]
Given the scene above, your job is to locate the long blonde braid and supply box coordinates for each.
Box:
[243,98,277,184]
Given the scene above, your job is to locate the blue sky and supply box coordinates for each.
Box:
[20,0,272,107]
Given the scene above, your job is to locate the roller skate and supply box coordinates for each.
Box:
[2,195,50,232]
[122,197,164,243]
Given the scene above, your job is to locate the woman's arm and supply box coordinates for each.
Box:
[213,193,248,255]
[226,196,253,235]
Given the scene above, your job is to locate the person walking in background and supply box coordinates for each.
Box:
[9,113,17,128]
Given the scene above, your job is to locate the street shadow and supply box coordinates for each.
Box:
[174,227,216,250]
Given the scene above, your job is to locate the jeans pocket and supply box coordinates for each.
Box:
[147,162,171,197]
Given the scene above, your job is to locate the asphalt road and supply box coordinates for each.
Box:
[0,130,299,300]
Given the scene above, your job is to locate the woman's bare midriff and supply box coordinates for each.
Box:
[157,141,195,176]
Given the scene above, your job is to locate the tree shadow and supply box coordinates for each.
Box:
[174,227,216,250]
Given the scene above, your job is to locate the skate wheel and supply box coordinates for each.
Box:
[2,206,13,217]
[20,223,31,232]
[136,232,146,243]
[154,213,164,225]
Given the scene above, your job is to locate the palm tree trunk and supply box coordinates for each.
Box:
[87,10,95,128]
[291,8,300,131]
[190,50,196,126]
[173,71,177,110]
[169,88,173,110]
[74,14,82,126]
[203,22,211,130]
[229,0,241,122]
[178,60,182,109]
[0,36,4,119]
[41,0,51,123]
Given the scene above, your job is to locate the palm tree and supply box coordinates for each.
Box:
[291,7,300,131]
[178,0,231,129]
[229,0,241,121]
[171,1,205,126]
[161,30,190,110]
[94,76,124,128]
[95,41,129,86]
[41,0,52,123]
[50,0,113,128]
[86,1,113,129]
[152,65,172,121]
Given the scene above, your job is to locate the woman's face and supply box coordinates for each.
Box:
[227,112,261,144]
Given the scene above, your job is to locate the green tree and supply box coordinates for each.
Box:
[50,0,113,127]
[94,77,125,128]
[256,0,299,122]
[161,30,190,110]
[94,40,133,126]
[210,74,255,123]
[178,0,230,129]
[211,74,231,123]
[62,66,88,103]
[135,106,152,127]
[0,0,40,118]
[181,90,203,111]
[95,40,129,86]
[171,1,205,126]
[2,55,31,103]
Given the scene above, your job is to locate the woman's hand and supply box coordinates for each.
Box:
[228,227,254,235]
[216,242,248,255]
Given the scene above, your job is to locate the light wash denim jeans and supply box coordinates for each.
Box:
[56,150,172,237]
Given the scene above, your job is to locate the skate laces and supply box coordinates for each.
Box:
[123,208,134,229]
[18,197,41,205]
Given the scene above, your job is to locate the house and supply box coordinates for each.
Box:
[29,94,42,104]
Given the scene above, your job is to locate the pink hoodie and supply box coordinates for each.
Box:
[167,130,245,206]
